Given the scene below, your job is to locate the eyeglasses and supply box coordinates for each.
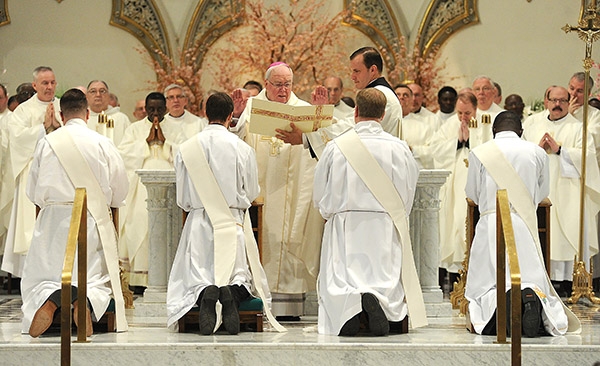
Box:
[548,98,568,104]
[268,80,292,89]
[88,88,108,95]
[473,86,493,93]
[166,95,186,100]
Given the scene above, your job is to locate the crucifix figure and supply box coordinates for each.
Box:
[562,1,600,304]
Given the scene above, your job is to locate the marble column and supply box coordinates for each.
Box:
[410,170,450,316]
[136,169,180,304]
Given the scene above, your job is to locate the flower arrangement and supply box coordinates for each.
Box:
[382,36,456,111]
[206,0,350,96]
[137,42,205,116]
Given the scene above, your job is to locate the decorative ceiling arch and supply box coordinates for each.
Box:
[110,0,172,68]
[343,0,479,67]
[417,0,478,56]
[0,0,9,27]
[183,0,245,67]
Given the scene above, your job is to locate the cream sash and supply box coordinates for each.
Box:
[335,129,427,329]
[46,129,127,332]
[472,141,581,333]
[179,137,285,332]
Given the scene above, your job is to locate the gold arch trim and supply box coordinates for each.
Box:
[0,0,9,27]
[417,0,479,56]
[110,0,172,69]
[183,0,245,67]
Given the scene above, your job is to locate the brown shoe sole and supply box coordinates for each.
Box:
[73,301,93,337]
[29,301,58,337]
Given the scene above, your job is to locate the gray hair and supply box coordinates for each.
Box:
[164,84,186,97]
[32,66,54,80]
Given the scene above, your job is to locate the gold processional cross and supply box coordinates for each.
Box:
[562,0,600,304]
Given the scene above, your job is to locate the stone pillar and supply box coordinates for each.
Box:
[136,169,178,304]
[411,170,450,317]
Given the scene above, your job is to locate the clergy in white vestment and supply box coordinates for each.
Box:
[522,86,600,283]
[396,84,441,169]
[412,92,492,275]
[167,92,280,335]
[568,72,600,165]
[22,88,128,337]
[0,83,12,253]
[350,47,402,137]
[314,88,424,336]
[436,86,458,123]
[118,92,185,287]
[465,111,580,337]
[473,76,504,123]
[86,80,131,146]
[323,76,354,122]
[164,84,207,141]
[229,62,353,317]
[1,66,62,278]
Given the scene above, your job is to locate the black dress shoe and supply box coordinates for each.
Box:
[339,313,360,336]
[361,293,389,336]
[521,288,542,338]
[199,285,219,335]
[220,286,240,335]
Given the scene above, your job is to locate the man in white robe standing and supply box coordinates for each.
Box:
[0,83,12,254]
[314,88,425,336]
[436,86,457,123]
[86,80,131,146]
[164,84,206,141]
[350,47,401,137]
[523,86,600,291]
[118,92,185,287]
[323,76,354,121]
[1,66,61,278]
[22,88,128,337]
[465,111,579,337]
[229,62,353,318]
[167,92,278,335]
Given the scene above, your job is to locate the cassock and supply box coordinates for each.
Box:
[164,110,207,141]
[464,131,575,336]
[313,121,419,335]
[1,94,61,277]
[522,111,600,281]
[411,113,493,272]
[400,111,441,169]
[21,118,128,333]
[88,106,131,146]
[234,89,325,315]
[117,118,185,286]
[166,124,261,326]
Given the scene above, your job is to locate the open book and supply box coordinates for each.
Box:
[249,99,334,137]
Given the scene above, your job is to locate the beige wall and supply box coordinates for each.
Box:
[0,0,597,117]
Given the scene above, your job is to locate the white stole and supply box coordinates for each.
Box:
[179,138,286,332]
[472,141,581,333]
[45,130,128,332]
[335,129,428,329]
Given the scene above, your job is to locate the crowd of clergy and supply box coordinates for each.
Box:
[0,44,597,338]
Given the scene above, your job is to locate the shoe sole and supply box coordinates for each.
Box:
[362,293,389,336]
[220,287,240,335]
[522,288,541,338]
[73,301,93,337]
[29,301,58,338]
[339,314,360,336]
[199,286,219,335]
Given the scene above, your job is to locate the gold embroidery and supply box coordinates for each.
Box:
[261,136,284,156]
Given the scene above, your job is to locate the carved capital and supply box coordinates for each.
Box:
[0,0,9,27]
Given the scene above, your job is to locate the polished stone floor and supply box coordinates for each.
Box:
[1,293,600,365]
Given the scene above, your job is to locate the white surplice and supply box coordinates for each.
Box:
[400,111,442,169]
[21,118,128,333]
[166,124,261,326]
[1,94,61,277]
[464,131,571,336]
[314,121,419,335]
[0,108,12,252]
[117,118,185,286]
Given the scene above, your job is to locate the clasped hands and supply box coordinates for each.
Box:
[539,132,560,154]
[43,103,61,133]
[146,117,166,145]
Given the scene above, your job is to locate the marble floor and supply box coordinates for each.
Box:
[1,294,600,365]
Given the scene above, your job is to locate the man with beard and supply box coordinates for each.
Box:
[522,86,600,293]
